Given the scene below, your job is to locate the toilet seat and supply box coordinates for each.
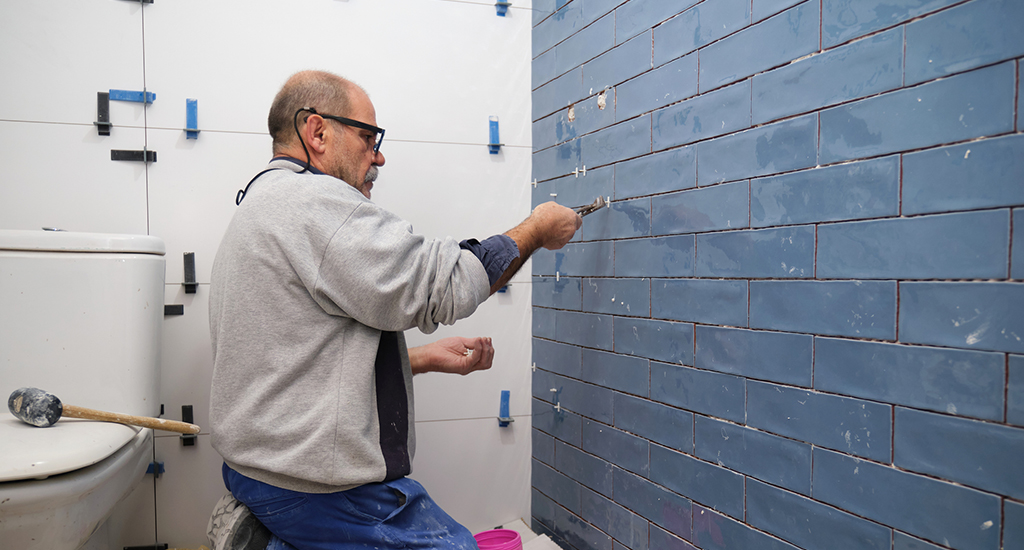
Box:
[0,411,141,482]
[0,416,153,550]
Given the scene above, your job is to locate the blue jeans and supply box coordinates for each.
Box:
[223,464,479,550]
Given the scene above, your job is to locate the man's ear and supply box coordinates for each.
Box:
[303,114,329,154]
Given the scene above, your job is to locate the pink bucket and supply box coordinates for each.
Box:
[473,528,523,550]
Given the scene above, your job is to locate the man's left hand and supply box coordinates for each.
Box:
[409,336,495,376]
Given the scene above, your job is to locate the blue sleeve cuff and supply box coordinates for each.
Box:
[459,234,520,287]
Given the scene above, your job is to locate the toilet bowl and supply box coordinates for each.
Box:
[0,229,166,550]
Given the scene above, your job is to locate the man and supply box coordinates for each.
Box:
[207,70,580,550]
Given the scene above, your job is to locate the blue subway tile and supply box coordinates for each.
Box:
[817,210,1011,279]
[615,235,694,278]
[819,62,1016,164]
[617,52,697,123]
[652,80,751,152]
[822,0,960,48]
[533,1,583,55]
[650,445,744,520]
[534,458,582,513]
[693,505,800,550]
[697,114,817,186]
[813,447,1002,550]
[1010,355,1024,427]
[533,48,557,90]
[614,147,696,200]
[753,0,805,21]
[653,279,748,327]
[533,277,582,310]
[533,68,584,121]
[749,280,897,339]
[534,428,555,466]
[582,115,652,168]
[583,30,653,93]
[1006,500,1024,550]
[546,240,615,277]
[893,532,946,550]
[899,282,1024,353]
[751,156,900,228]
[695,225,815,279]
[582,349,650,397]
[651,181,749,235]
[555,310,614,350]
[694,416,812,495]
[531,489,557,538]
[905,0,1024,85]
[582,197,651,241]
[698,1,819,93]
[649,524,697,550]
[614,317,694,365]
[746,478,892,550]
[533,137,581,181]
[894,407,1024,500]
[533,337,583,378]
[534,93,617,153]
[554,13,615,77]
[534,306,556,339]
[534,398,582,446]
[615,393,694,453]
[533,165,615,210]
[615,0,697,44]
[533,0,556,27]
[533,488,615,550]
[653,0,750,67]
[903,134,1024,215]
[582,488,650,549]
[747,381,892,461]
[582,278,650,317]
[583,420,649,477]
[752,27,903,125]
[556,440,615,497]
[815,338,1005,421]
[615,469,692,540]
[584,0,628,26]
[696,326,813,387]
[535,369,614,423]
[651,362,746,423]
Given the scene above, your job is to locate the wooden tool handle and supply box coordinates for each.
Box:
[62,404,201,434]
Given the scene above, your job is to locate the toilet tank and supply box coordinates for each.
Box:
[0,230,165,418]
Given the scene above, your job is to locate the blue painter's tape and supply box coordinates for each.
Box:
[185,98,199,139]
[109,89,156,104]
[488,116,501,154]
[498,390,513,427]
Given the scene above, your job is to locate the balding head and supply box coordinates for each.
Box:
[268,70,362,154]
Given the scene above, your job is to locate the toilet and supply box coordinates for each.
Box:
[0,229,166,550]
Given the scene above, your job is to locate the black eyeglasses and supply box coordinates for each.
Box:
[305,107,385,153]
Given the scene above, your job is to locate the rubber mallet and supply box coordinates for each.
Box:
[7,387,200,435]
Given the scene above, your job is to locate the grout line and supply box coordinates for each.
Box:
[141,2,150,237]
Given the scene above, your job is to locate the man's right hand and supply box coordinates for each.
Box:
[528,201,583,250]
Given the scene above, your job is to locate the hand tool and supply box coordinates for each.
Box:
[572,196,607,217]
[8,387,201,434]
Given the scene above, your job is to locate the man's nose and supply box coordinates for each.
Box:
[374,150,386,167]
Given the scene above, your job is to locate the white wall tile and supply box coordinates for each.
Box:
[0,121,149,234]
[0,1,145,126]
[147,127,272,284]
[141,0,532,146]
[154,434,227,548]
[412,416,532,535]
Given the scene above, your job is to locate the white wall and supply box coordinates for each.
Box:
[0,0,534,546]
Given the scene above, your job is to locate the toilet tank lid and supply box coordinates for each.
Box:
[0,230,165,255]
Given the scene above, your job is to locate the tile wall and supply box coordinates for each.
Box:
[529,0,1024,549]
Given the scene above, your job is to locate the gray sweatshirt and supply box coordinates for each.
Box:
[209,159,490,493]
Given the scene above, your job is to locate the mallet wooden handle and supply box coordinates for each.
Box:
[62,404,201,434]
